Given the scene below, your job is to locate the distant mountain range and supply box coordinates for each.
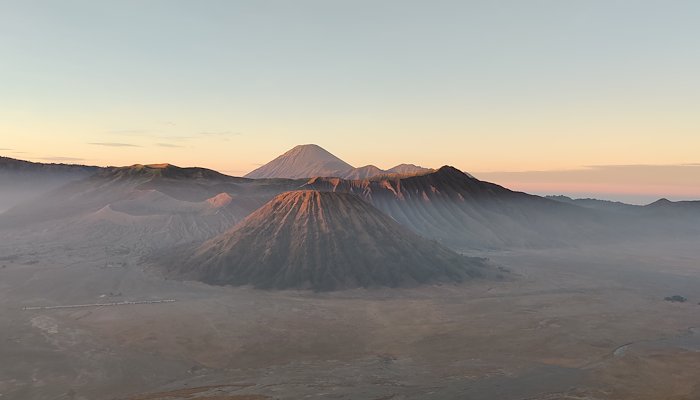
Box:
[547,194,700,216]
[244,144,432,179]
[1,146,698,290]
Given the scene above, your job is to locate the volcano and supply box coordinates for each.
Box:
[172,190,491,290]
[244,144,354,179]
[244,144,433,180]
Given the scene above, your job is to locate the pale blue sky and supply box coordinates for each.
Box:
[1,0,699,202]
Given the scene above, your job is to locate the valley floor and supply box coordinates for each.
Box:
[1,237,699,400]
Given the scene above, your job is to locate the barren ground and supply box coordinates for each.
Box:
[1,236,699,400]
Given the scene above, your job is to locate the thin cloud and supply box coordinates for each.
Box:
[582,163,700,169]
[107,129,228,142]
[107,129,149,135]
[106,129,189,140]
[156,143,184,148]
[198,131,242,136]
[473,163,700,202]
[40,156,86,162]
[0,148,12,150]
[476,163,700,176]
[89,142,141,147]
[157,135,194,141]
[106,129,193,140]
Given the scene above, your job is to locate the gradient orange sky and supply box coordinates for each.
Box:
[2,1,699,204]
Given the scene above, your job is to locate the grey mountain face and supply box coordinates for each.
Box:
[244,144,354,179]
[245,144,432,179]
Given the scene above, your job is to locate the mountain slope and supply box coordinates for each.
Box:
[546,195,640,213]
[1,163,245,225]
[342,165,385,180]
[0,163,302,251]
[56,191,243,252]
[245,144,354,179]
[386,163,434,176]
[302,166,606,249]
[0,156,100,175]
[171,191,493,290]
[0,156,102,212]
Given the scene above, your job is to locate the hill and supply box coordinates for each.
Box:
[0,156,102,212]
[170,191,493,290]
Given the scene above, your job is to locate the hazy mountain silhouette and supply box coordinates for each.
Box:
[2,163,245,224]
[386,163,435,176]
[170,191,493,290]
[548,195,700,223]
[245,144,432,179]
[0,163,298,249]
[0,156,102,212]
[245,144,354,179]
[2,154,698,255]
[342,165,385,180]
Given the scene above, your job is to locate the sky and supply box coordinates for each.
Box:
[1,0,699,203]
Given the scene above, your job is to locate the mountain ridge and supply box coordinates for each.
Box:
[3,153,698,253]
[0,156,105,213]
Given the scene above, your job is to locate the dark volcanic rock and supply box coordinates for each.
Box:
[664,295,687,303]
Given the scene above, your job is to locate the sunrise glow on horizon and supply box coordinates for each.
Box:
[2,1,699,203]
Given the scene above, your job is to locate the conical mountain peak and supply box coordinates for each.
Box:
[172,190,491,290]
[245,144,438,180]
[245,144,353,179]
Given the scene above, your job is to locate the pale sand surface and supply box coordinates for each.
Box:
[1,237,699,399]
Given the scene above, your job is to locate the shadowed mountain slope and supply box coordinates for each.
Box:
[546,195,640,213]
[0,156,103,212]
[547,196,700,230]
[644,198,700,211]
[0,163,303,250]
[1,163,275,225]
[638,199,700,231]
[301,166,607,249]
[171,191,493,290]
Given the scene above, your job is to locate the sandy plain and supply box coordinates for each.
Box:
[1,235,699,400]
